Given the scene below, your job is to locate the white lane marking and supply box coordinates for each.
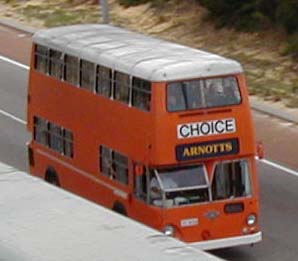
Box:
[0,55,29,70]
[18,34,27,38]
[0,108,26,125]
[258,158,298,177]
[0,55,28,125]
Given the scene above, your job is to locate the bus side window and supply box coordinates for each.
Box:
[134,165,147,201]
[96,65,112,98]
[113,152,128,185]
[65,55,79,86]
[100,145,113,178]
[63,129,74,158]
[114,71,130,104]
[48,122,63,154]
[99,146,128,185]
[34,116,48,146]
[49,49,64,80]
[131,77,151,111]
[33,117,74,158]
[80,60,95,92]
[35,45,49,74]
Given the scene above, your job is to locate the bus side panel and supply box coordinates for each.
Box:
[29,142,130,210]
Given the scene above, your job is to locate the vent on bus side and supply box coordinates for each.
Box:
[179,108,232,117]
[224,202,244,214]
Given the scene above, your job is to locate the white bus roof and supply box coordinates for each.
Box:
[33,24,243,82]
[0,162,221,261]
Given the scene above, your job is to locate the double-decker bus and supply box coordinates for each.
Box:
[27,24,262,250]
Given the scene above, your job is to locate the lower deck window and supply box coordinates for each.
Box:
[99,146,128,185]
[33,116,74,158]
[212,160,252,200]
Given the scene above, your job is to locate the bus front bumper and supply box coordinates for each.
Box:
[188,231,262,250]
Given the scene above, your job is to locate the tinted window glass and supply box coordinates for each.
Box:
[114,71,130,104]
[80,60,95,91]
[96,65,112,97]
[35,45,49,73]
[167,77,241,112]
[49,49,63,79]
[212,160,251,200]
[65,55,79,85]
[132,77,151,111]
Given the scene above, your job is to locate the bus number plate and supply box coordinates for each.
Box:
[180,218,199,227]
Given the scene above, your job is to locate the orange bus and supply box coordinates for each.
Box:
[27,24,262,250]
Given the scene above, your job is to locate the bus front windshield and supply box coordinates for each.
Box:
[167,76,241,112]
[150,165,210,207]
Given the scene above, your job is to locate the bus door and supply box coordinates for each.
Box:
[132,164,162,228]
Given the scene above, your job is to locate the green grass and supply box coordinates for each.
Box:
[20,3,100,27]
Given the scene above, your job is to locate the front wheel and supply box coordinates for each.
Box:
[112,202,127,216]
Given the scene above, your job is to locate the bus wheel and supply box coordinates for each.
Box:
[45,167,60,187]
[112,202,127,216]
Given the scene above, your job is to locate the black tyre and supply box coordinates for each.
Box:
[45,167,60,187]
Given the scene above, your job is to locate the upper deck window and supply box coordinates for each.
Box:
[114,71,130,104]
[49,49,64,79]
[96,65,112,98]
[80,60,95,92]
[65,55,79,86]
[132,77,151,111]
[35,45,49,73]
[167,76,241,112]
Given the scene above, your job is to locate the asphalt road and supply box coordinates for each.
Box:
[0,61,29,170]
[1,26,298,261]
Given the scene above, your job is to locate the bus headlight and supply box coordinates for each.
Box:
[247,214,257,226]
[163,225,175,237]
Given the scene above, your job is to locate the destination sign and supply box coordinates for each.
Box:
[177,118,236,139]
[176,138,239,161]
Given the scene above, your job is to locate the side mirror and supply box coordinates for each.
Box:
[134,164,144,176]
[256,141,264,159]
[151,186,161,193]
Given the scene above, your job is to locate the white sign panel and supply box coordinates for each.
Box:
[177,118,236,139]
[181,218,199,227]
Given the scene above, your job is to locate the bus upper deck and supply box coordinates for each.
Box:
[29,24,254,164]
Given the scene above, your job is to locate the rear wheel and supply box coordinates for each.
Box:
[112,202,127,216]
[45,167,60,187]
